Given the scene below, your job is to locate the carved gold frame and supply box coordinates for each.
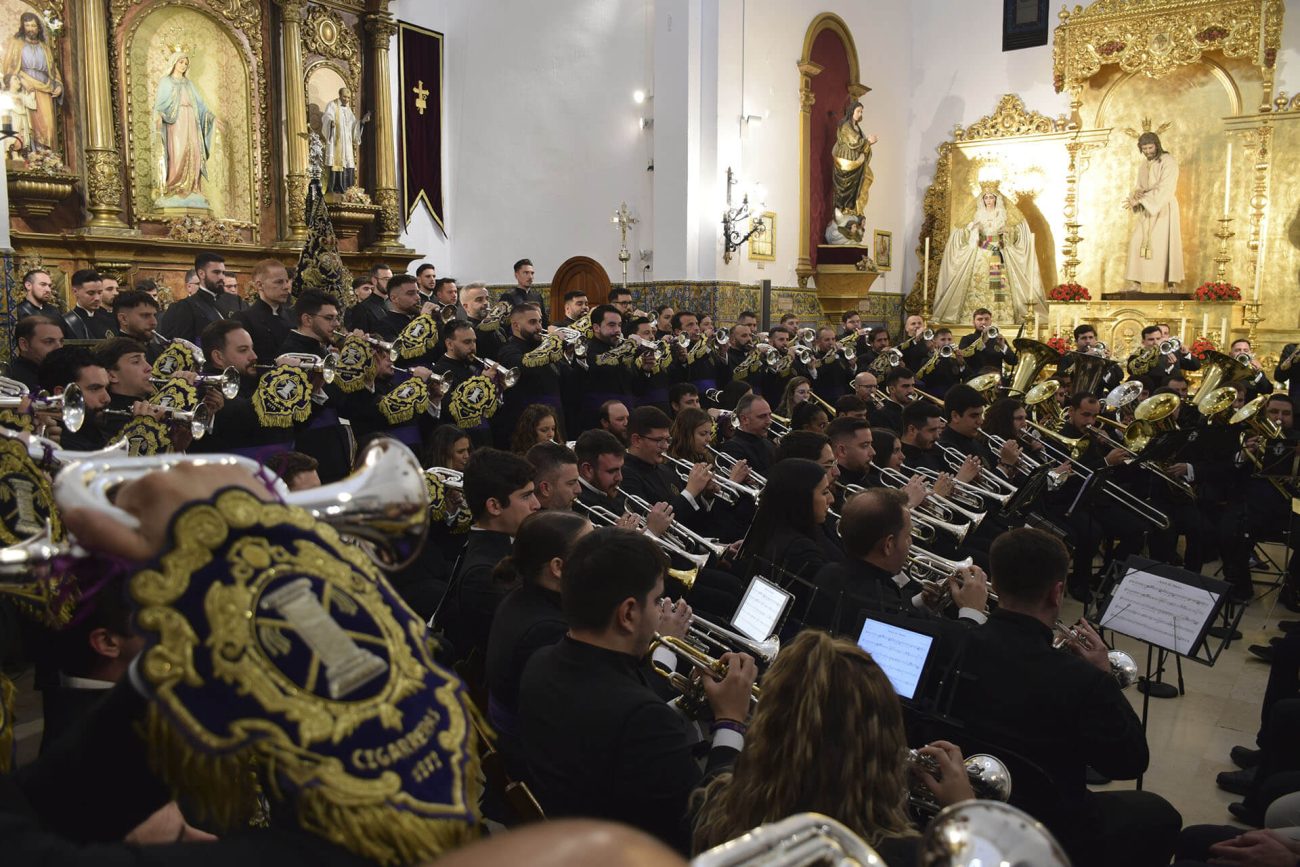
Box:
[795,12,866,287]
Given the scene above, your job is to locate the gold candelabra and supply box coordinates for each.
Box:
[1242,300,1265,343]
[1213,216,1234,282]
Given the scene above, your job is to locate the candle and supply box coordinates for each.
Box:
[1179,315,1187,339]
[1223,141,1232,215]
[1201,312,1209,335]
[923,237,931,306]
[1221,315,1229,345]
[1254,211,1268,302]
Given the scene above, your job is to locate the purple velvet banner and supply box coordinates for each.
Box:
[398,22,444,230]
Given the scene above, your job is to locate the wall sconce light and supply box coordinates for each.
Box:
[722,167,764,264]
[639,116,654,130]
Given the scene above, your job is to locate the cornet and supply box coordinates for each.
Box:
[649,632,760,718]
[151,366,241,400]
[101,402,214,439]
[1052,620,1139,689]
[0,377,85,433]
[907,748,1012,814]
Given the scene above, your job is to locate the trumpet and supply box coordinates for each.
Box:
[572,496,708,577]
[628,334,667,363]
[1052,620,1139,689]
[709,445,767,489]
[470,354,520,388]
[151,366,241,400]
[427,299,459,324]
[0,377,86,433]
[934,444,1016,506]
[1158,336,1183,356]
[714,327,731,348]
[649,632,760,718]
[0,427,129,471]
[897,463,990,515]
[868,347,903,375]
[554,326,590,366]
[101,402,214,439]
[665,453,759,504]
[896,328,935,352]
[907,749,1012,814]
[794,327,817,347]
[257,353,338,384]
[618,487,730,561]
[877,466,985,530]
[0,519,80,579]
[908,547,998,611]
[687,611,780,664]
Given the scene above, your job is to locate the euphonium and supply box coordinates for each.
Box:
[907,749,1012,814]
[920,802,1071,867]
[690,813,884,867]
[1103,380,1144,413]
[1024,380,1064,428]
[1052,620,1139,689]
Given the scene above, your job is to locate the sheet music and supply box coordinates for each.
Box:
[856,620,933,700]
[1100,568,1220,656]
[731,576,791,643]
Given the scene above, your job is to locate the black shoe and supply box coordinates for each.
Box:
[1217,767,1256,795]
[1228,801,1265,826]
[1229,589,1255,605]
[1248,555,1265,570]
[1279,620,1300,633]
[1271,636,1285,647]
[1207,625,1243,641]
[1281,587,1300,614]
[1085,766,1111,785]
[1230,745,1262,768]
[1248,644,1276,662]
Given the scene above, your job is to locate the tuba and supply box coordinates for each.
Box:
[1007,338,1062,398]
[1065,350,1109,396]
[1190,351,1255,410]
[1023,380,1064,429]
[691,813,884,867]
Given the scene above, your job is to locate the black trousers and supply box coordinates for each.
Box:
[1086,789,1183,867]
[1056,501,1146,593]
[1259,630,1300,744]
[1244,698,1300,815]
[1147,496,1210,571]
[1220,495,1300,598]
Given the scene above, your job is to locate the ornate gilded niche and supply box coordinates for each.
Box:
[115,0,266,240]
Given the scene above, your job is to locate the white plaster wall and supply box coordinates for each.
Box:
[390,0,653,286]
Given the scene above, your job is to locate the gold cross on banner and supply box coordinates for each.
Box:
[413,80,429,115]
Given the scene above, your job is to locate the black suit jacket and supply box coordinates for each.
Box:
[3,356,41,392]
[233,299,293,364]
[14,299,63,330]
[343,293,387,336]
[518,636,738,851]
[499,287,549,327]
[61,307,115,340]
[868,398,905,433]
[440,529,514,662]
[157,288,228,345]
[718,430,776,474]
[957,331,1016,373]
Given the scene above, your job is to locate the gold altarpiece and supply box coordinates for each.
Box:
[907,0,1294,365]
[0,0,416,354]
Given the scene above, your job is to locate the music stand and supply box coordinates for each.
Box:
[1096,555,1239,789]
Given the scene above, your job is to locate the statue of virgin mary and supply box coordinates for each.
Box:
[932,183,1045,323]
[153,51,215,208]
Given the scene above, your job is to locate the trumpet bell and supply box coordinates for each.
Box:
[965,372,1002,401]
[1200,386,1239,422]
[284,437,429,571]
[1066,350,1110,396]
[667,564,699,590]
[1110,650,1139,689]
[1230,395,1282,440]
[1104,379,1144,413]
[920,801,1071,867]
[1024,380,1063,427]
[0,520,75,579]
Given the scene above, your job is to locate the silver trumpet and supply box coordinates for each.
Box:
[878,466,985,530]
[690,813,885,867]
[663,454,735,506]
[709,445,767,489]
[262,352,338,384]
[102,402,214,440]
[890,464,988,523]
[572,498,710,574]
[1159,336,1183,356]
[795,327,818,347]
[151,366,241,400]
[935,444,1016,506]
[0,519,81,579]
[907,749,1012,814]
[471,354,520,388]
[618,487,730,561]
[908,547,998,610]
[0,377,86,433]
[1053,619,1139,689]
[921,801,1071,867]
[688,611,780,664]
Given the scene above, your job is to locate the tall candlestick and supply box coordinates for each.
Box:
[1223,141,1232,215]
[1201,312,1209,335]
[1254,211,1268,302]
[1220,315,1229,346]
[923,236,931,306]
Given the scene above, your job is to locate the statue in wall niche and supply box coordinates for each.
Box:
[824,101,877,246]
[154,51,215,209]
[932,182,1044,324]
[1123,132,1184,294]
[1,12,62,156]
[321,86,369,194]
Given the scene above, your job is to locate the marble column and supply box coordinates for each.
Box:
[363,11,406,251]
[276,0,310,241]
[81,0,128,231]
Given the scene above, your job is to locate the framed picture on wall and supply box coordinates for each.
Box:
[874,230,893,271]
[749,212,775,261]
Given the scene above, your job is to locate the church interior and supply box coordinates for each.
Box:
[0,0,1299,864]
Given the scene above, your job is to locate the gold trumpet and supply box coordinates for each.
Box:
[649,632,761,718]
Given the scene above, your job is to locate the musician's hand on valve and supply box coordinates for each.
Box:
[932,472,956,499]
[998,439,1022,465]
[704,652,756,722]
[201,388,225,417]
[1243,435,1262,454]
[645,502,673,536]
[1167,462,1190,479]
[32,409,61,443]
[955,455,981,484]
[614,511,641,531]
[685,462,712,497]
[916,741,976,806]
[1104,447,1129,467]
[727,458,750,484]
[657,597,691,640]
[171,370,198,385]
[131,400,166,421]
[949,566,988,612]
[903,475,927,509]
[1066,619,1112,675]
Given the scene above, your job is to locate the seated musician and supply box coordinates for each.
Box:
[668,382,700,417]
[621,406,716,532]
[868,366,914,433]
[949,527,1181,866]
[192,320,295,461]
[828,416,876,490]
[437,447,539,664]
[36,347,111,451]
[517,528,756,852]
[717,393,776,474]
[669,407,751,543]
[940,384,1020,480]
[738,458,842,592]
[486,510,591,777]
[900,400,947,474]
[983,397,1050,470]
[789,400,830,435]
[691,630,977,866]
[527,441,582,511]
[812,489,987,633]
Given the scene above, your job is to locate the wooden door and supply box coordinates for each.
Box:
[550,256,612,323]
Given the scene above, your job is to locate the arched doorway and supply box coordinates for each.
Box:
[550,256,613,323]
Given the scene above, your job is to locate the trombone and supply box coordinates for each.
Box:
[0,377,86,433]
[649,632,760,718]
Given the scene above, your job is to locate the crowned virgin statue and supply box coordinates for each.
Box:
[932,183,1044,323]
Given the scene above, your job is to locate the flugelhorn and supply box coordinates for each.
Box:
[907,748,1012,814]
[0,377,85,433]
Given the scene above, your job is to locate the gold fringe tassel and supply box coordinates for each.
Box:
[144,703,260,830]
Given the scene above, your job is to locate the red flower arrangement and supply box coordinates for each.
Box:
[1188,337,1218,361]
[1048,282,1092,302]
[1194,281,1242,302]
[1046,335,1070,355]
